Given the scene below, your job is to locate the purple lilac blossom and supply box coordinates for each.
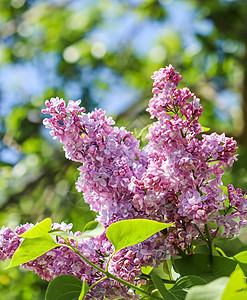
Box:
[0,222,140,299]
[1,65,247,299]
[131,64,247,251]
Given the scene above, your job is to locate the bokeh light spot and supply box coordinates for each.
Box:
[149,46,166,62]
[63,46,80,63]
[91,42,107,58]
[11,0,25,9]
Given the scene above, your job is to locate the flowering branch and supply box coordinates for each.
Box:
[72,247,160,299]
[1,65,247,299]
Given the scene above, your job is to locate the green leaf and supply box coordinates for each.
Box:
[221,269,247,300]
[49,221,104,241]
[234,250,247,263]
[18,218,52,238]
[166,275,207,300]
[150,262,172,280]
[220,185,228,196]
[201,126,210,132]
[163,260,177,283]
[106,219,173,253]
[78,279,90,300]
[49,230,78,240]
[148,274,207,300]
[139,277,157,300]
[81,221,105,238]
[163,260,171,277]
[45,275,82,300]
[151,274,168,299]
[225,291,247,300]
[6,234,59,269]
[174,254,238,281]
[185,277,229,300]
[194,244,219,256]
[215,247,228,257]
[142,265,153,275]
[233,251,247,276]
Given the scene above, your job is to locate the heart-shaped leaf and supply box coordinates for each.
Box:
[106,219,173,253]
[221,269,247,300]
[45,275,82,300]
[233,250,247,276]
[49,230,77,240]
[174,254,238,281]
[80,221,105,238]
[6,234,59,269]
[234,251,247,264]
[166,275,207,300]
[49,221,104,241]
[18,218,52,239]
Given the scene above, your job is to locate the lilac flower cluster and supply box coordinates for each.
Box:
[1,65,247,299]
[0,222,136,299]
[131,65,247,250]
[42,98,146,222]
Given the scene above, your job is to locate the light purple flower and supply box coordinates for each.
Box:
[1,65,245,299]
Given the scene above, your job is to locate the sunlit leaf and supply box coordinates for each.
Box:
[6,234,59,269]
[18,218,52,239]
[220,185,228,196]
[49,221,104,241]
[142,265,153,275]
[106,219,173,253]
[215,247,228,257]
[232,251,247,276]
[234,251,247,264]
[80,221,105,238]
[201,126,210,132]
[49,230,77,240]
[78,279,90,300]
[221,269,247,300]
[185,277,229,300]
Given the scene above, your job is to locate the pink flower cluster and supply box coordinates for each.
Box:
[131,65,247,250]
[1,65,247,299]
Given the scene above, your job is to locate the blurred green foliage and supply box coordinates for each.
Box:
[0,0,247,298]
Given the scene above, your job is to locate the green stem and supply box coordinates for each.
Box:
[180,129,186,138]
[194,224,207,242]
[73,248,107,274]
[104,271,163,300]
[89,276,107,290]
[205,224,213,259]
[212,227,219,240]
[72,247,163,300]
[140,273,176,284]
[174,245,187,257]
[224,205,233,216]
[105,251,115,272]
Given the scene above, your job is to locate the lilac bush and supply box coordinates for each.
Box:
[1,65,247,299]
